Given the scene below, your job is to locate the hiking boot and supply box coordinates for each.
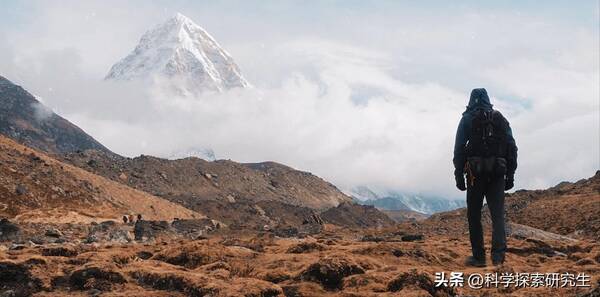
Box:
[492,255,505,266]
[465,256,486,267]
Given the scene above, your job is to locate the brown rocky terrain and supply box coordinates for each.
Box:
[62,150,350,210]
[60,150,390,231]
[321,202,396,229]
[0,76,111,155]
[423,172,600,241]
[0,135,203,223]
[0,222,598,297]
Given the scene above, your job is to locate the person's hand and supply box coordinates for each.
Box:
[455,173,466,191]
[505,174,514,191]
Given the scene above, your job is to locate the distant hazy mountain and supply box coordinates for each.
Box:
[167,147,216,161]
[0,75,111,155]
[351,186,465,215]
[106,13,250,95]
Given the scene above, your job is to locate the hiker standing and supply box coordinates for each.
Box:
[453,88,518,267]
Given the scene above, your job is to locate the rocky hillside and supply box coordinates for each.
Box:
[62,150,352,210]
[321,202,396,229]
[424,172,600,241]
[60,150,384,230]
[0,76,111,155]
[0,135,203,223]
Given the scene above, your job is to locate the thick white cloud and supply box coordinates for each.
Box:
[0,2,597,198]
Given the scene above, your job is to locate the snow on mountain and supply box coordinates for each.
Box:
[106,13,250,94]
[351,186,466,215]
[167,147,216,161]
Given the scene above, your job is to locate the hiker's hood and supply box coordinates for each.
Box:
[464,88,493,114]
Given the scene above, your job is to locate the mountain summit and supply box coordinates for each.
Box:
[106,13,250,94]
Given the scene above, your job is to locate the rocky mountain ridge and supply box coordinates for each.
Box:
[0,76,111,156]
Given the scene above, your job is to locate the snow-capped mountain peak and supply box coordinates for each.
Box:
[105,13,250,94]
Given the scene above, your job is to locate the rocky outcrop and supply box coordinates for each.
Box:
[134,220,171,241]
[0,135,203,222]
[63,150,352,210]
[0,218,20,241]
[321,202,395,228]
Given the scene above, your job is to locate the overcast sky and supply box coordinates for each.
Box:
[1,1,598,198]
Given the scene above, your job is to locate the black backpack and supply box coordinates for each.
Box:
[466,108,508,159]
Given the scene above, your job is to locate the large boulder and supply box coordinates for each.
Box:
[0,219,20,242]
[171,219,221,237]
[86,221,133,243]
[134,220,170,241]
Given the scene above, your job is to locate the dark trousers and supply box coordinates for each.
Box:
[466,175,506,261]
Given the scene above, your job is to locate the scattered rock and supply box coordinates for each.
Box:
[9,244,27,251]
[287,242,326,254]
[576,258,595,266]
[134,220,170,241]
[108,229,133,243]
[507,238,559,257]
[0,261,43,296]
[85,234,99,244]
[86,221,133,243]
[0,219,20,241]
[274,226,299,238]
[401,234,424,242]
[15,184,27,195]
[44,228,63,238]
[507,223,578,244]
[118,173,128,181]
[387,269,455,296]
[41,246,78,257]
[87,159,98,167]
[136,251,154,260]
[226,195,236,203]
[299,255,365,290]
[171,219,220,237]
[360,234,385,242]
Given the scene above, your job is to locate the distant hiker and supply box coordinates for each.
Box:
[122,215,128,224]
[137,214,143,221]
[453,88,518,267]
[128,215,135,224]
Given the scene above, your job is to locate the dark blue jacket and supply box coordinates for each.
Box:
[453,88,518,176]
